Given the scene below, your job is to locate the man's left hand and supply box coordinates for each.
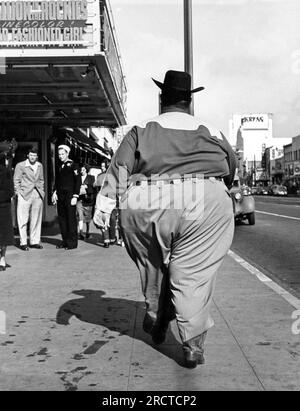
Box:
[71,197,78,206]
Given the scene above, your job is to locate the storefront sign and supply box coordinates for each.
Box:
[0,0,88,46]
[295,162,300,176]
[241,114,269,130]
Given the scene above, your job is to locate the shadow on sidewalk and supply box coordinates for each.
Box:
[56,289,183,366]
[41,237,62,247]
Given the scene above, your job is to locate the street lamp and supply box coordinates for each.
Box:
[184,0,194,115]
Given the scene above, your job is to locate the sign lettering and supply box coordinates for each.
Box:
[240,114,269,130]
[0,0,88,47]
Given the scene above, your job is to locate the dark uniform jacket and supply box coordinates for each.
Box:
[96,112,237,214]
[54,160,81,197]
[0,165,14,204]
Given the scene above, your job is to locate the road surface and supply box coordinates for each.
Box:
[231,195,300,298]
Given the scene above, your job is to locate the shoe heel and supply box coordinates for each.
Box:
[183,349,205,368]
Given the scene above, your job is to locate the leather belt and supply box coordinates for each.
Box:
[134,176,223,187]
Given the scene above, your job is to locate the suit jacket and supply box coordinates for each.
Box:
[14,160,45,201]
[0,165,14,204]
[80,174,95,206]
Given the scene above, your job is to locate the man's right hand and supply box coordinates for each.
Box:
[52,192,58,205]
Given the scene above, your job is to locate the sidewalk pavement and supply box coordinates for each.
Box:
[0,228,299,391]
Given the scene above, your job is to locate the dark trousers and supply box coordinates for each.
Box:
[103,209,117,243]
[57,192,78,248]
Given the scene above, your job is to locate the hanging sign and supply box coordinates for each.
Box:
[0,0,88,46]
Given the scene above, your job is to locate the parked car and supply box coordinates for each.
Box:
[230,179,256,225]
[268,185,288,196]
[251,186,258,195]
[256,186,269,195]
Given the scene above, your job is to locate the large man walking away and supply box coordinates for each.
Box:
[14,147,44,251]
[52,145,81,250]
[94,70,236,368]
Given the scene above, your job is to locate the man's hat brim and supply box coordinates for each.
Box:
[152,78,205,93]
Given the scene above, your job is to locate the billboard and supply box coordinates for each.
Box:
[0,0,98,52]
[241,114,269,130]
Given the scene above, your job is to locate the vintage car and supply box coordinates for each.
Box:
[256,186,269,195]
[268,184,288,196]
[230,179,256,225]
[251,186,259,195]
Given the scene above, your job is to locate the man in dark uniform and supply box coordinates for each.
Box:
[52,145,81,250]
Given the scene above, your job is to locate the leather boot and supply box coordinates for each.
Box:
[183,331,207,368]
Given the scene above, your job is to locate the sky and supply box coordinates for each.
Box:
[109,0,300,143]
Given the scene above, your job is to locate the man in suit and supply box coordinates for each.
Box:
[77,164,95,240]
[52,145,81,250]
[14,147,45,251]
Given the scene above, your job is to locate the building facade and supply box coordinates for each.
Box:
[283,136,300,194]
[0,0,127,223]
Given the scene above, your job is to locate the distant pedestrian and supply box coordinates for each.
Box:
[94,162,117,248]
[14,147,44,251]
[94,162,107,192]
[77,164,95,240]
[0,140,16,271]
[52,145,81,250]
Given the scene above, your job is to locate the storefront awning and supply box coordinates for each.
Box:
[63,128,111,160]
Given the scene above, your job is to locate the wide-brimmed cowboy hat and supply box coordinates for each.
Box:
[152,70,205,94]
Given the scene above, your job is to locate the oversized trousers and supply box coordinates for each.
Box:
[57,192,78,249]
[120,178,234,343]
[17,190,43,246]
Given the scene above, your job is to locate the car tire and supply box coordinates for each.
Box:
[248,212,255,226]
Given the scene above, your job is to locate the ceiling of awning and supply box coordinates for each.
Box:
[63,127,111,159]
[0,56,126,128]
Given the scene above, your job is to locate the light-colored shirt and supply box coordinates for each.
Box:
[96,111,237,213]
[25,159,39,175]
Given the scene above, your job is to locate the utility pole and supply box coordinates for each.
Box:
[184,0,194,115]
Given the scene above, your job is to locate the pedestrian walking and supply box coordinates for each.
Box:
[14,147,44,251]
[52,145,81,250]
[94,70,236,368]
[77,164,95,240]
[94,162,107,192]
[0,140,16,271]
[94,163,117,248]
